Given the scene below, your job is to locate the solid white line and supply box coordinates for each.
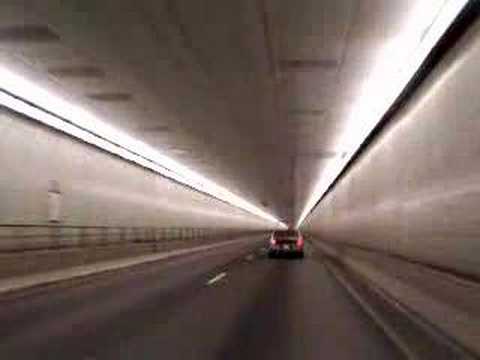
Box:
[206,272,227,286]
[0,237,260,295]
[323,260,417,360]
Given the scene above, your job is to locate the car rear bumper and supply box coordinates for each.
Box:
[268,247,304,258]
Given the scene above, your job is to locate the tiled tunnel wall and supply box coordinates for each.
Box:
[302,17,480,355]
[0,105,272,279]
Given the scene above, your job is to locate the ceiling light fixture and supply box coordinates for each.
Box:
[0,66,286,228]
[296,0,470,228]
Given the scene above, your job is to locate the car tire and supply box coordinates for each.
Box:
[297,251,304,259]
[268,251,275,259]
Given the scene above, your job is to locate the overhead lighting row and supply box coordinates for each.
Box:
[0,66,286,228]
[297,0,470,227]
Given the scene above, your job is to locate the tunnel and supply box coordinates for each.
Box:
[0,1,479,359]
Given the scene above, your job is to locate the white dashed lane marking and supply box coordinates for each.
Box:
[206,272,227,286]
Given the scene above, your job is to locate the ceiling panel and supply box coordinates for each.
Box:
[0,0,442,225]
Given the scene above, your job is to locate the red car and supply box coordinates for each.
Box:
[268,229,304,259]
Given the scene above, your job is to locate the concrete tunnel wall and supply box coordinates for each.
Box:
[0,107,272,278]
[303,16,480,279]
[301,16,480,353]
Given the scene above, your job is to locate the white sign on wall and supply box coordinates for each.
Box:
[48,180,62,223]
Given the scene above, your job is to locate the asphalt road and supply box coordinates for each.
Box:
[0,238,404,360]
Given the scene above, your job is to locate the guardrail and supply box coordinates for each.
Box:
[0,224,267,279]
[0,224,257,252]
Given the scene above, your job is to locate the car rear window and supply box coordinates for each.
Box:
[273,230,298,239]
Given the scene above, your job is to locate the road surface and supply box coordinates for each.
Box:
[0,238,403,359]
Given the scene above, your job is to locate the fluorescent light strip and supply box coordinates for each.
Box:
[0,70,285,228]
[296,0,469,228]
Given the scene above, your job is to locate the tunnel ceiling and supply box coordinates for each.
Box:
[0,0,434,225]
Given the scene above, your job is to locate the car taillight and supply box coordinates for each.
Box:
[297,236,304,248]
